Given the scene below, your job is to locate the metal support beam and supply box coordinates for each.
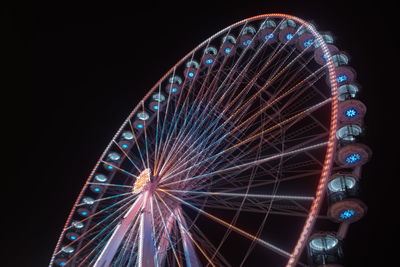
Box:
[138,191,157,267]
[176,208,202,267]
[157,210,177,266]
[94,194,144,267]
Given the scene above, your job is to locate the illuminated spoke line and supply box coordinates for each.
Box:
[155,43,236,175]
[160,95,330,182]
[140,101,151,170]
[66,194,136,253]
[78,224,117,267]
[76,192,133,206]
[156,49,207,176]
[155,192,216,267]
[159,112,239,180]
[156,22,289,176]
[91,200,142,267]
[101,160,138,179]
[182,96,329,179]
[202,63,326,155]
[195,134,327,186]
[221,31,315,129]
[62,193,137,234]
[113,139,141,173]
[159,107,239,178]
[126,234,140,266]
[159,75,268,181]
[177,217,217,267]
[181,133,326,195]
[160,141,327,188]
[102,209,140,267]
[160,116,250,181]
[153,84,164,174]
[241,59,325,135]
[115,218,139,266]
[155,65,180,174]
[192,198,310,214]
[163,118,276,185]
[158,40,296,176]
[211,20,287,114]
[189,220,233,267]
[157,89,233,177]
[162,189,314,201]
[172,56,324,172]
[62,195,138,265]
[153,196,182,267]
[202,169,322,196]
[87,182,133,188]
[164,191,291,258]
[127,119,147,170]
[163,146,314,193]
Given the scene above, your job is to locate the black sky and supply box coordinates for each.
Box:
[5,0,398,266]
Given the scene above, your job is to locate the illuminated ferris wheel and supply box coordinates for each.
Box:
[50,14,371,267]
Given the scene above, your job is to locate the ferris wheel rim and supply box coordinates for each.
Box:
[49,13,339,267]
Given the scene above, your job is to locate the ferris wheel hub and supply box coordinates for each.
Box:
[133,168,152,194]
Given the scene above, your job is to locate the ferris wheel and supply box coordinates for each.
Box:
[49,14,371,267]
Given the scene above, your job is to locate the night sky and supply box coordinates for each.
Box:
[5,1,397,266]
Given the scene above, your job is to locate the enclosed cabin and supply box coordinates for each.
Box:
[220,35,237,56]
[308,232,344,267]
[184,60,200,80]
[203,46,218,66]
[278,19,299,44]
[327,173,367,223]
[239,26,257,48]
[257,20,278,43]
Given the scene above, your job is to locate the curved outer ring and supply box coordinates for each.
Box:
[50,13,339,267]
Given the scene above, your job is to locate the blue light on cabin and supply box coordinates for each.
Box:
[304,38,314,47]
[337,74,348,83]
[345,108,357,118]
[345,153,361,164]
[286,33,294,40]
[340,209,356,219]
[265,33,274,40]
[242,39,251,46]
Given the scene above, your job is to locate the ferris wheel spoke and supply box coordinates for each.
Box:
[155,192,210,267]
[163,131,327,192]
[87,182,133,188]
[223,41,319,129]
[101,160,138,178]
[139,102,151,170]
[127,118,147,169]
[155,54,234,176]
[157,27,294,175]
[78,224,118,266]
[61,194,137,238]
[165,190,292,259]
[63,195,139,265]
[76,192,133,207]
[161,189,314,201]
[188,218,233,267]
[160,96,330,182]
[160,141,327,188]
[113,139,141,173]
[153,197,183,267]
